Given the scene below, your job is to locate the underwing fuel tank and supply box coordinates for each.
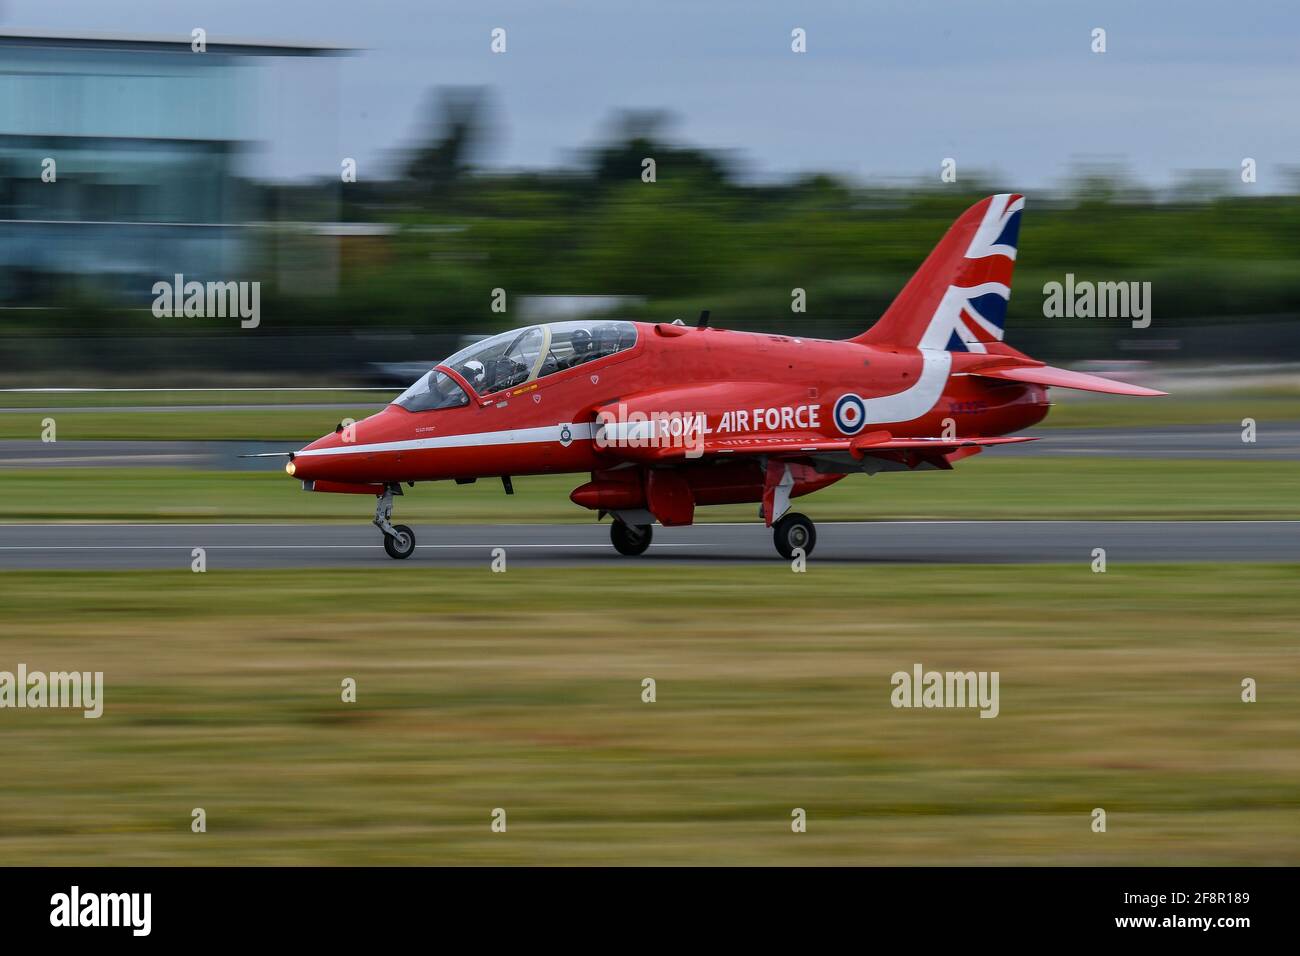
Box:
[569,477,646,511]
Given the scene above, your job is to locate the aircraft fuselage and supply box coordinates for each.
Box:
[291,323,1048,487]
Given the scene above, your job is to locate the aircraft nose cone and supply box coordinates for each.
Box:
[301,429,344,453]
[292,426,349,481]
[293,407,399,480]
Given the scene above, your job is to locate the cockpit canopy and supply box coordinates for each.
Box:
[391,369,470,413]
[393,320,637,411]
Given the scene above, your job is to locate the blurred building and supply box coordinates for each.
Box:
[0,30,347,303]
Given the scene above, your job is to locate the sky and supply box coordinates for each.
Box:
[3,0,1298,189]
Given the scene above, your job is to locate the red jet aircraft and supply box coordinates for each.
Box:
[278,194,1164,559]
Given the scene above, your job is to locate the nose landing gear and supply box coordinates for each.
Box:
[374,484,416,560]
[383,524,416,559]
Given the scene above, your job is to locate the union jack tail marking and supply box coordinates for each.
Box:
[854,194,1024,353]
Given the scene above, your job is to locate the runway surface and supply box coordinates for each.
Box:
[1,520,1295,569]
[1,423,1297,470]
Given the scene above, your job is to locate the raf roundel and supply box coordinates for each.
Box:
[833,393,868,435]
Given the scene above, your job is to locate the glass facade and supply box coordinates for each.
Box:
[0,40,263,302]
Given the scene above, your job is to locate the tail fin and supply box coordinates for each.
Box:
[854,194,1023,352]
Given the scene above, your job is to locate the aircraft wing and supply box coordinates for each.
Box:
[604,430,1036,463]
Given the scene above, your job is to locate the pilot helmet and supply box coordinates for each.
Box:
[462,359,486,385]
[594,323,619,350]
[570,328,593,353]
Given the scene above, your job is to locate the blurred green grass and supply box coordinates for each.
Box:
[1045,393,1298,429]
[0,563,1294,864]
[1,457,1294,522]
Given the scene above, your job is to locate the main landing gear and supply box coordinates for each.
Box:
[610,520,653,556]
[374,484,416,560]
[772,512,816,560]
[607,513,816,560]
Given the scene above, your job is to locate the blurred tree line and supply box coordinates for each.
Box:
[10,87,1300,364]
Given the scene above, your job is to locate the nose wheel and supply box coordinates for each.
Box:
[383,524,416,559]
[374,484,416,560]
[773,512,816,560]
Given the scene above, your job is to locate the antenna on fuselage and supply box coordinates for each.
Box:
[697,310,710,329]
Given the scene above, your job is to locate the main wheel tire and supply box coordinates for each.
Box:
[773,512,816,560]
[610,521,653,556]
[383,523,416,560]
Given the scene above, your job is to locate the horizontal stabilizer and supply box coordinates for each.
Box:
[973,364,1166,396]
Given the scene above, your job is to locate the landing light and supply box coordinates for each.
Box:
[285,461,296,476]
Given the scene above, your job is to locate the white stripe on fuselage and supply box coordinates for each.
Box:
[294,422,596,457]
[859,349,952,424]
[296,354,952,458]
